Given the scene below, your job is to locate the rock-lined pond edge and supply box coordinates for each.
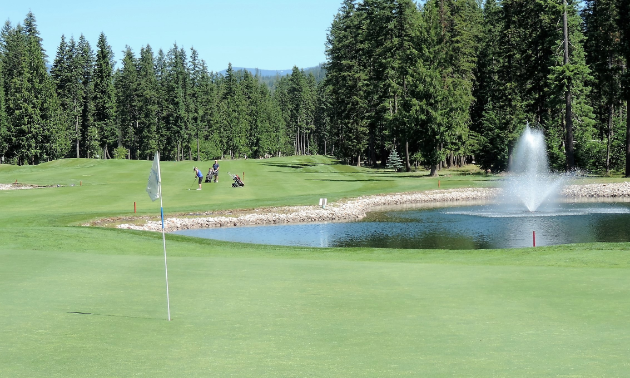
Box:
[114,182,630,232]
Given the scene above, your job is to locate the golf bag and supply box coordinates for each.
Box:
[205,169,217,183]
[229,172,244,187]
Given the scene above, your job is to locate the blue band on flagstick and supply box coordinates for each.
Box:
[161,207,164,229]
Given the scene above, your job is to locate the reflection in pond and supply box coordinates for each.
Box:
[174,202,630,249]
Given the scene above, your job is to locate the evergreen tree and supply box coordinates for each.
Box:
[617,0,630,176]
[385,147,404,171]
[196,66,221,160]
[51,35,84,158]
[0,59,7,161]
[114,46,139,159]
[471,0,516,172]
[77,35,98,158]
[154,48,168,157]
[314,81,333,155]
[324,0,369,166]
[162,44,191,160]
[136,45,159,160]
[93,32,117,159]
[2,14,66,165]
[188,47,202,160]
[583,0,625,173]
[220,64,249,159]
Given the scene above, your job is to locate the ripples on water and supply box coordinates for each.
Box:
[174,202,630,249]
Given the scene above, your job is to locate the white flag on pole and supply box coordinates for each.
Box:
[146,151,171,321]
[146,151,161,201]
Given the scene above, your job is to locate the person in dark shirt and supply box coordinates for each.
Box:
[212,160,219,183]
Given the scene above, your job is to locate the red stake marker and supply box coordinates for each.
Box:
[134,202,137,213]
[533,231,536,247]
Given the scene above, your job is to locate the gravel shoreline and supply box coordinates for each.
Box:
[116,182,630,233]
[0,183,38,190]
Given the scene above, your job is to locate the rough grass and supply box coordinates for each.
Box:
[1,157,630,377]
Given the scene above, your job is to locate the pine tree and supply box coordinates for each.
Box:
[617,0,630,176]
[0,58,7,161]
[77,35,97,158]
[136,45,159,160]
[51,35,85,158]
[219,64,249,159]
[154,48,168,157]
[324,0,369,166]
[162,44,191,160]
[471,0,516,172]
[583,0,624,173]
[93,32,116,159]
[314,81,333,156]
[385,148,404,171]
[2,14,65,165]
[115,46,139,159]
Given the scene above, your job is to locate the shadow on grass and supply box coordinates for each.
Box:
[305,178,393,182]
[67,311,163,321]
[261,161,337,169]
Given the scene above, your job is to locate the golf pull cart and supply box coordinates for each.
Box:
[205,168,217,183]
[228,172,244,188]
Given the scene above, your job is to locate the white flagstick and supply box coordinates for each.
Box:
[147,151,171,321]
[160,196,171,321]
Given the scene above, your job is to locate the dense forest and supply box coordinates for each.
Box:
[1,0,629,176]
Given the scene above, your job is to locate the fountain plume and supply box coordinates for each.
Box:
[502,125,564,212]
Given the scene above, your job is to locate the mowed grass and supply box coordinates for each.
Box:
[1,157,630,377]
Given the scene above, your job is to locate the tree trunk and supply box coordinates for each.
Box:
[607,104,613,174]
[626,100,630,177]
[357,153,361,167]
[430,164,438,177]
[563,0,575,171]
[76,116,80,158]
[405,140,411,172]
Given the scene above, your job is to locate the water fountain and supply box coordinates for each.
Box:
[501,125,564,212]
[175,125,630,249]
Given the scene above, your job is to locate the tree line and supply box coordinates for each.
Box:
[1,1,630,177]
[322,0,630,176]
[0,12,319,164]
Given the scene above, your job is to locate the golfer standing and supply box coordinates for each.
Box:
[194,167,203,190]
[212,160,219,183]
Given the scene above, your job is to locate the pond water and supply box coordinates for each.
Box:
[174,202,630,249]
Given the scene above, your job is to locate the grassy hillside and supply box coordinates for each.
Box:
[1,157,629,377]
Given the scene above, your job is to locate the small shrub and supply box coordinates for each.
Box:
[386,149,404,172]
[113,147,129,159]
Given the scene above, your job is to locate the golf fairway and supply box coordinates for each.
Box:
[1,157,629,377]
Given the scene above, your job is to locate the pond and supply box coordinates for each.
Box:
[174,202,630,249]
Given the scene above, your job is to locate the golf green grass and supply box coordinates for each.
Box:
[1,157,629,377]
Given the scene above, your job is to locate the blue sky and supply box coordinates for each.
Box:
[4,0,343,72]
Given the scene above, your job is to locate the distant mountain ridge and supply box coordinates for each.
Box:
[219,67,294,76]
[219,64,325,78]
[218,64,327,90]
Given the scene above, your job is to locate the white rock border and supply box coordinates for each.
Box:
[116,182,630,233]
